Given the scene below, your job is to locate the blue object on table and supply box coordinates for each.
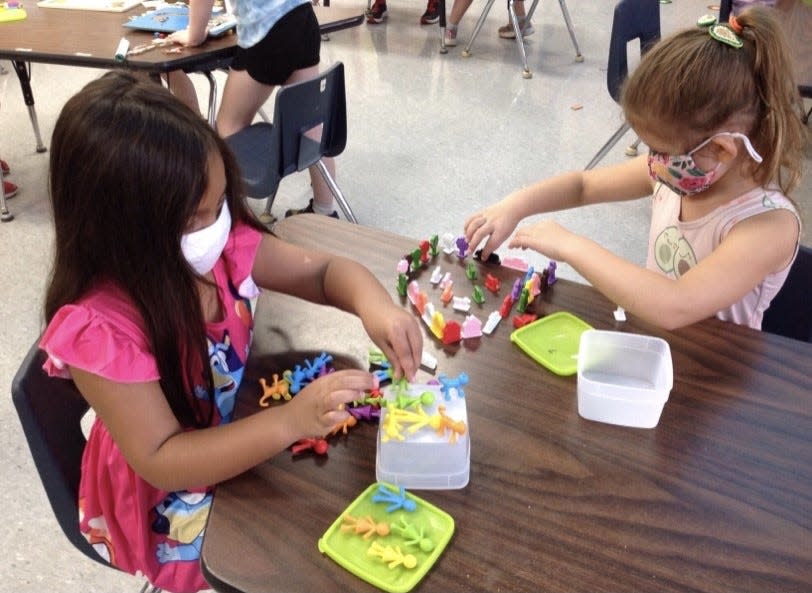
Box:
[124,5,236,37]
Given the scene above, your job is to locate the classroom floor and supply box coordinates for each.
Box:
[0,0,809,591]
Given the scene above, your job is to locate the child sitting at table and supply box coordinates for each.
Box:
[39,70,422,593]
[463,7,805,330]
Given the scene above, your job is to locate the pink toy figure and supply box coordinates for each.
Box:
[291,437,328,455]
[440,283,454,305]
[484,273,501,294]
[442,321,462,345]
[341,513,390,539]
[460,315,483,339]
[330,414,358,436]
[396,259,409,274]
[502,256,529,272]
[367,542,417,569]
[428,405,467,443]
[258,374,291,406]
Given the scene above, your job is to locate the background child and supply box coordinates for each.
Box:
[39,71,422,592]
[463,6,805,331]
[170,0,341,220]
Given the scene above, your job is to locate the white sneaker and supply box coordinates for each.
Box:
[444,27,458,47]
[498,19,535,39]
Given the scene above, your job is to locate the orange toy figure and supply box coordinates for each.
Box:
[330,414,358,436]
[258,374,291,406]
[428,405,467,443]
[440,282,454,305]
[367,541,418,569]
[340,513,390,539]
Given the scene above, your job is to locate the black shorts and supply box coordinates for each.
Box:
[230,3,321,86]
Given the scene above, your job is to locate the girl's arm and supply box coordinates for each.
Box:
[71,366,376,492]
[251,234,423,379]
[465,156,654,259]
[168,0,215,47]
[509,207,799,330]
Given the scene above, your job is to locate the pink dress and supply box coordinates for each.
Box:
[40,222,263,593]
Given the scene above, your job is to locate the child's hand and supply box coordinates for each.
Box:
[362,304,423,381]
[508,219,575,261]
[464,201,521,260]
[288,370,376,438]
[167,29,206,47]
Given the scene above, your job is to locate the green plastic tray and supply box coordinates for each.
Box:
[510,311,593,376]
[318,482,455,593]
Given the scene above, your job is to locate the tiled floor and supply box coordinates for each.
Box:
[0,1,809,591]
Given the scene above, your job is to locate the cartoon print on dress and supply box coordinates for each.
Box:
[654,226,698,278]
[80,497,115,564]
[228,278,255,360]
[152,491,212,564]
[193,329,244,422]
[762,193,777,209]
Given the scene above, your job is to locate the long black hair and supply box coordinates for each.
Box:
[46,70,267,427]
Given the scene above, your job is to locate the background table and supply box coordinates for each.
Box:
[200,214,812,593]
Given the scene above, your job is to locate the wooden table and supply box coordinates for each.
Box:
[200,214,812,593]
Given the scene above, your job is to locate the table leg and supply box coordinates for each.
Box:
[12,61,47,154]
[439,0,448,54]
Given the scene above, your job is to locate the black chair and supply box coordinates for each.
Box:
[584,0,660,170]
[762,244,812,343]
[225,62,358,224]
[11,340,161,593]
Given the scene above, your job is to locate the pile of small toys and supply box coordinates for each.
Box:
[396,233,557,343]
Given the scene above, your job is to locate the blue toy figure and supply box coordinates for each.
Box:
[438,372,469,400]
[371,483,417,513]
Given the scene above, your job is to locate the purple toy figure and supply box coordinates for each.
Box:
[546,261,558,285]
[455,236,469,260]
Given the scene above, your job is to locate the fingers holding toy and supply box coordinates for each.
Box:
[291,370,376,436]
[463,203,519,260]
[365,306,423,381]
[508,220,575,262]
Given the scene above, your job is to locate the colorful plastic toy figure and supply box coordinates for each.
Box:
[283,365,308,395]
[438,372,469,400]
[419,240,431,264]
[347,404,381,422]
[511,277,523,302]
[429,234,440,258]
[440,232,456,255]
[512,313,538,328]
[371,484,417,513]
[258,374,291,406]
[483,311,502,335]
[474,248,501,265]
[430,266,443,285]
[429,310,445,340]
[452,296,471,312]
[303,352,333,380]
[455,236,469,259]
[472,285,485,305]
[367,541,417,569]
[391,517,435,552]
[396,258,409,275]
[465,262,477,281]
[484,273,500,294]
[460,315,483,339]
[291,437,328,455]
[397,273,408,297]
[499,295,514,318]
[393,390,435,409]
[341,514,391,539]
[429,405,467,443]
[546,260,558,284]
[410,248,423,272]
[330,414,358,436]
[442,320,462,345]
[440,283,454,305]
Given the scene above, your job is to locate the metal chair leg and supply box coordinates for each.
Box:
[461,0,497,58]
[200,70,218,128]
[625,137,641,157]
[557,0,583,61]
[509,0,532,79]
[315,159,358,223]
[584,122,630,170]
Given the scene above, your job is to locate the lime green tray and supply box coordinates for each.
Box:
[510,311,593,376]
[318,482,455,593]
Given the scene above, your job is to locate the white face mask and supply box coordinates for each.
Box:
[181,203,231,275]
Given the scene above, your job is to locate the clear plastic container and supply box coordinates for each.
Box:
[376,384,470,489]
[577,330,673,429]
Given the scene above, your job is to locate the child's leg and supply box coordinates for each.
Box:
[216,69,275,138]
[499,0,534,38]
[165,71,201,115]
[449,0,474,26]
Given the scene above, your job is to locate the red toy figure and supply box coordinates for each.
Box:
[484,273,501,294]
[441,320,462,345]
[291,437,329,455]
[499,295,514,318]
[512,313,538,328]
[419,240,431,264]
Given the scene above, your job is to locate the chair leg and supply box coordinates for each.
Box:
[314,159,358,223]
[509,0,532,79]
[138,581,162,593]
[625,137,641,157]
[584,122,630,170]
[557,0,583,62]
[200,70,218,128]
[461,0,497,58]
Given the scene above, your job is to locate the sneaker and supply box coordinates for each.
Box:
[0,160,9,175]
[284,199,339,219]
[366,0,387,24]
[444,26,458,47]
[2,180,18,198]
[498,18,535,39]
[420,0,440,24]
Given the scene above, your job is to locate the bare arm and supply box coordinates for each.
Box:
[509,207,799,329]
[464,156,654,259]
[71,367,374,491]
[168,0,215,46]
[251,233,423,380]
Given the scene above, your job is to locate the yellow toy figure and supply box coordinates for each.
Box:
[367,541,418,569]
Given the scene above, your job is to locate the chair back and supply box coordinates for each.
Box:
[762,244,812,342]
[11,340,110,567]
[607,0,661,102]
[225,62,347,200]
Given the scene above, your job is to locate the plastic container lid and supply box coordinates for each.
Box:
[510,311,593,375]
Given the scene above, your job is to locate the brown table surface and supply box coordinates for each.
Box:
[200,214,812,593]
[0,3,363,71]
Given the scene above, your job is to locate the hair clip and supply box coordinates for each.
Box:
[728,14,743,34]
[696,14,717,27]
[709,23,743,48]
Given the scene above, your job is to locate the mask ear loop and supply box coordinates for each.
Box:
[689,132,764,164]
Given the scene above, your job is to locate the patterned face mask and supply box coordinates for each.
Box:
[647,132,763,197]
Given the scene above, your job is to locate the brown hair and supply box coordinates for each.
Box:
[46,70,267,427]
[621,6,805,196]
